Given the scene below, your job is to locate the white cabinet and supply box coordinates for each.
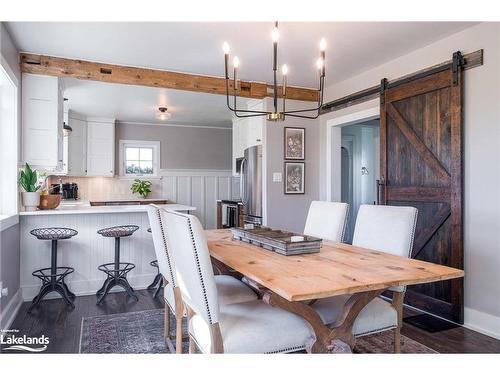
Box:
[67,116,87,176]
[22,73,64,170]
[86,119,115,176]
[231,100,264,176]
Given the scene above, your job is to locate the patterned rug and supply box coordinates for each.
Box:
[79,309,437,354]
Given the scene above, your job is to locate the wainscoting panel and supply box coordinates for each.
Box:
[159,170,240,229]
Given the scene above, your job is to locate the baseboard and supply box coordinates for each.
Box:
[404,302,500,340]
[464,307,500,340]
[0,289,23,330]
[21,273,158,301]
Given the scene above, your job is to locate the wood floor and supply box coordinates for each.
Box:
[5,289,500,354]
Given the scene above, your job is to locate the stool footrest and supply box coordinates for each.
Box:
[32,267,74,284]
[98,262,135,279]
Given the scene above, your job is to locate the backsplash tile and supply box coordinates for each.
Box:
[47,176,164,201]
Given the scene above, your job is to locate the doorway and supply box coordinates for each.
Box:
[339,119,380,243]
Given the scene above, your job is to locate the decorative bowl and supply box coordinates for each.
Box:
[38,194,62,210]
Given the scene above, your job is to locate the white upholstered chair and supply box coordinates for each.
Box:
[162,210,314,353]
[304,201,349,242]
[147,205,258,353]
[312,204,418,352]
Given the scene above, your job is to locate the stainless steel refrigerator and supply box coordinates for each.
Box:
[240,145,262,225]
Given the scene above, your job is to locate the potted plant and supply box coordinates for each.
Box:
[131,179,152,199]
[19,163,41,211]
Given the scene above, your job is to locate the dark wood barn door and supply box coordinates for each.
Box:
[380,65,464,323]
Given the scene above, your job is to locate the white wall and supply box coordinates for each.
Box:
[319,22,500,338]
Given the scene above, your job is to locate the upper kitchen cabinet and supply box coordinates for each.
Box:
[232,100,264,175]
[86,118,115,177]
[66,113,87,176]
[22,73,64,170]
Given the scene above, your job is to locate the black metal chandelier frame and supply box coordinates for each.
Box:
[223,22,325,121]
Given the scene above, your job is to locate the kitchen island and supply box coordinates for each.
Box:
[19,202,196,301]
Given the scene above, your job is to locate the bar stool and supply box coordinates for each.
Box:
[96,225,139,304]
[29,227,78,312]
[146,228,163,298]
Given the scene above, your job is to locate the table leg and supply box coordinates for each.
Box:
[263,289,385,353]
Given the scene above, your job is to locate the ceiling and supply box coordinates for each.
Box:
[7,22,477,126]
[62,78,234,127]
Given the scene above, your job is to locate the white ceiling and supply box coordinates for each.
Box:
[7,22,477,126]
[62,78,234,127]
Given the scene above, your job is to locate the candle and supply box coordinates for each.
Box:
[223,42,230,79]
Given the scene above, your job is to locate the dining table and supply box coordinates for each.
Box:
[205,229,465,354]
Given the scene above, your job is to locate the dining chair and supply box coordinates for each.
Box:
[147,205,258,353]
[162,210,314,353]
[312,204,418,353]
[303,201,349,242]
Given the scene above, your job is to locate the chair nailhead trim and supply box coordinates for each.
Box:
[156,209,176,288]
[185,215,213,325]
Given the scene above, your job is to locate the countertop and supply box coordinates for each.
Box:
[19,201,196,216]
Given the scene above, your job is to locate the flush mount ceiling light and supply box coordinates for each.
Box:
[157,107,171,121]
[222,21,326,121]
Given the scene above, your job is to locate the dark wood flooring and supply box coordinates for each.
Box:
[5,289,500,354]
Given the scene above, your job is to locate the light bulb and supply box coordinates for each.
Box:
[320,38,326,51]
[281,64,288,75]
[223,42,230,54]
[233,56,240,68]
[272,26,280,42]
[316,58,324,70]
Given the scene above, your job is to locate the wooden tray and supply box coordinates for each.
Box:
[231,227,322,256]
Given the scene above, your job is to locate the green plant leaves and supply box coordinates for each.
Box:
[19,163,40,192]
[130,179,152,199]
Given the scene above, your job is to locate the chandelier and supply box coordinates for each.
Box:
[222,22,326,121]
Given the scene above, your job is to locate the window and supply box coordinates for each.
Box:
[0,61,18,219]
[119,140,160,177]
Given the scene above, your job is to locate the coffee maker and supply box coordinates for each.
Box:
[51,182,79,200]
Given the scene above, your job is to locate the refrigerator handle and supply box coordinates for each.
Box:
[240,158,247,204]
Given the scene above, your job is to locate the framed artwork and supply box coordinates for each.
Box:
[284,162,305,194]
[284,127,305,160]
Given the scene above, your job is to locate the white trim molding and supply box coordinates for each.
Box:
[325,103,380,202]
[119,139,161,178]
[464,307,500,340]
[117,121,232,130]
[160,169,233,177]
[0,214,19,232]
[0,289,23,330]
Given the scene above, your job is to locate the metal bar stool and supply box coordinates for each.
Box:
[29,227,78,312]
[146,228,163,298]
[96,225,139,304]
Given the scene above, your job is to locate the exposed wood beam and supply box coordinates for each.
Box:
[20,53,319,102]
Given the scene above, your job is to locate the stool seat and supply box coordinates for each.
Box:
[30,227,78,241]
[97,225,139,238]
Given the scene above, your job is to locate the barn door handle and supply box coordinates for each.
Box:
[376,176,386,205]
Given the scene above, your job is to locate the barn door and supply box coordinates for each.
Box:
[380,54,464,323]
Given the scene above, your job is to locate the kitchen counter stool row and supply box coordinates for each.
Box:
[28,224,161,312]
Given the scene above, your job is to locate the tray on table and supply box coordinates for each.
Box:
[231,226,322,256]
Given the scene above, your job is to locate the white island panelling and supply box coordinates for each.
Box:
[19,204,194,301]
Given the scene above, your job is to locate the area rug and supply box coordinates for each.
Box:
[79,309,437,354]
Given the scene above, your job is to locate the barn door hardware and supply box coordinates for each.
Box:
[452,51,465,86]
[380,78,388,104]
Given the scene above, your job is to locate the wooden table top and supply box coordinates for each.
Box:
[206,229,464,302]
